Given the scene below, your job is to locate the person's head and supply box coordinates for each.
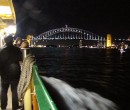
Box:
[16,37,22,45]
[20,41,29,48]
[4,34,13,46]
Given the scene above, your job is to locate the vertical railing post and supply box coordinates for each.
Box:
[22,48,31,59]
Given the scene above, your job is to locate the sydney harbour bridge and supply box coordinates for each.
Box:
[32,25,106,48]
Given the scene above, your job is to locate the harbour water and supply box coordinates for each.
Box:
[31,48,130,110]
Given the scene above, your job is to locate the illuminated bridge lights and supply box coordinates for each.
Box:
[33,26,104,41]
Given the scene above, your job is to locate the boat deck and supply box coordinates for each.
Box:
[0,77,12,110]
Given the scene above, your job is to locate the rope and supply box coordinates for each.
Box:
[17,54,35,102]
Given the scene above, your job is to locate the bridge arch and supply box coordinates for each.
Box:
[33,26,105,41]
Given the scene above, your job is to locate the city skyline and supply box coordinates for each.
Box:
[13,0,130,39]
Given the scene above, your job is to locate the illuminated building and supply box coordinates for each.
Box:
[106,34,112,47]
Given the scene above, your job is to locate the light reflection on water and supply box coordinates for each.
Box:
[31,48,130,110]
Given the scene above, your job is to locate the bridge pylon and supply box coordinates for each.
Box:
[106,34,112,48]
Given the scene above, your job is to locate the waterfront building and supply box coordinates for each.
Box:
[106,34,112,48]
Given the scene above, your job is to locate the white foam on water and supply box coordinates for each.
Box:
[42,76,119,110]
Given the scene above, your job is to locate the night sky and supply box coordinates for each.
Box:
[13,0,130,39]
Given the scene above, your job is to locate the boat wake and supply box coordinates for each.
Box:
[41,76,118,110]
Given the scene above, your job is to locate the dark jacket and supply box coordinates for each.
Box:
[0,44,22,80]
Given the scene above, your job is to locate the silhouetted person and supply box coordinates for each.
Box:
[14,37,22,48]
[20,41,29,48]
[0,35,23,110]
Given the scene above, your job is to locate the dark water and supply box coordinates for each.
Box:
[31,48,130,110]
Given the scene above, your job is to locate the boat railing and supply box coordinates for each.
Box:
[20,48,58,110]
[32,65,58,110]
